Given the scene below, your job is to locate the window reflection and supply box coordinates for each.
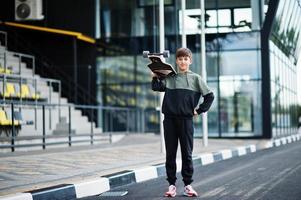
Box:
[218,9,231,26]
[178,0,254,34]
[217,9,232,33]
[234,8,252,31]
[206,10,217,27]
[206,10,218,33]
[219,78,261,137]
[217,32,260,50]
[206,52,218,79]
[194,82,219,137]
[95,0,299,138]
[269,0,300,137]
[219,50,260,78]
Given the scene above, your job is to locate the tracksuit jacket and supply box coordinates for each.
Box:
[152,70,214,185]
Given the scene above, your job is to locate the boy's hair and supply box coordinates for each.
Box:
[176,47,192,59]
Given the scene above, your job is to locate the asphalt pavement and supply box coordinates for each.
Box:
[80,140,301,200]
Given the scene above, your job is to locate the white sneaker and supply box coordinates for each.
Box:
[165,185,177,197]
[183,185,198,197]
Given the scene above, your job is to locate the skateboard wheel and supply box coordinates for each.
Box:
[143,51,150,58]
[163,50,170,58]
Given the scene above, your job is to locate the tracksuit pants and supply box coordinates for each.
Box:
[163,116,194,186]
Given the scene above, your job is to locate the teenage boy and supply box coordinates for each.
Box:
[152,47,214,197]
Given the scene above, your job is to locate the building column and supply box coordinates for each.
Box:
[251,0,264,30]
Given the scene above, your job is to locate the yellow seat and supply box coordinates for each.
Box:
[0,67,12,74]
[16,84,40,100]
[4,83,16,98]
[0,110,10,126]
[17,84,30,99]
[26,84,41,100]
[27,84,40,100]
[0,110,21,137]
[0,110,19,126]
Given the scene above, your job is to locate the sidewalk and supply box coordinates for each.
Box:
[0,133,268,197]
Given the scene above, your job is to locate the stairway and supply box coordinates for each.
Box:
[2,49,103,136]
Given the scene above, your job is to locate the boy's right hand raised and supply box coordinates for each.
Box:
[152,72,158,78]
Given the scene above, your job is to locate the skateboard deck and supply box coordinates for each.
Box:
[143,51,177,78]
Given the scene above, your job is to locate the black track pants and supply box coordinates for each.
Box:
[163,117,194,186]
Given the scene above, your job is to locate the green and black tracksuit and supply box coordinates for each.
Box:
[152,70,214,186]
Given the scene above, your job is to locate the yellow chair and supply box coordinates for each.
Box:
[25,85,41,100]
[0,110,10,126]
[0,110,9,136]
[0,67,12,74]
[27,84,41,100]
[0,109,21,137]
[16,84,40,100]
[4,83,16,98]
[16,84,30,99]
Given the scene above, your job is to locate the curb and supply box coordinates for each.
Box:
[1,133,300,200]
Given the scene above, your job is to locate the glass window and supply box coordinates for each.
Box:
[206,52,218,79]
[282,1,295,35]
[206,10,218,33]
[218,32,260,50]
[97,55,160,109]
[236,92,253,132]
[206,10,217,27]
[234,8,252,32]
[219,79,234,134]
[219,50,261,78]
[108,10,132,37]
[218,9,232,33]
[190,52,218,80]
[275,0,286,21]
[218,9,231,26]
[293,10,301,57]
[207,82,219,136]
[270,52,275,81]
[194,82,219,137]
[138,0,173,7]
[289,3,300,57]
[219,79,261,137]
[278,1,291,35]
[95,0,301,138]
[179,9,201,35]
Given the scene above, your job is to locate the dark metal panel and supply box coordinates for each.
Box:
[261,0,280,139]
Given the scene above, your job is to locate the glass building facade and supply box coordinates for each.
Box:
[267,0,301,138]
[96,0,300,138]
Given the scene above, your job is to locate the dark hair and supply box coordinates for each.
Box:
[176,47,192,59]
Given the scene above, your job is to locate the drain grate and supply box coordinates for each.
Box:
[99,191,128,197]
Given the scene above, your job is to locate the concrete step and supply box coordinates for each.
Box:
[2,49,99,136]
[18,107,98,134]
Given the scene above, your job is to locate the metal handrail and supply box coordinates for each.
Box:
[0,72,61,84]
[0,73,62,127]
[0,102,157,152]
[0,73,61,104]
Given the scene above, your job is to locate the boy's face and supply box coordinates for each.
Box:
[176,56,192,72]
